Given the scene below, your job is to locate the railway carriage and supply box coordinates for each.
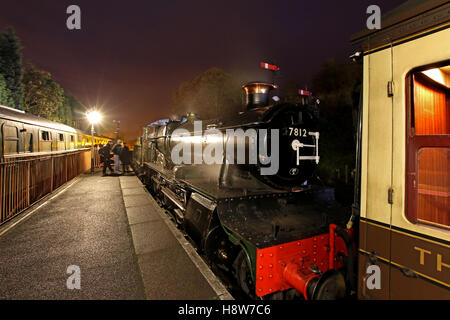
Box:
[351,0,449,299]
[0,104,111,224]
[0,104,110,159]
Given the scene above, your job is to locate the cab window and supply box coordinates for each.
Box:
[157,126,166,137]
[147,126,156,139]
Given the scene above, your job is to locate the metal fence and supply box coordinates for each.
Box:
[0,149,93,225]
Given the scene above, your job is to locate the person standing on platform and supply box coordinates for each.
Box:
[112,140,123,174]
[99,141,114,176]
[120,142,131,173]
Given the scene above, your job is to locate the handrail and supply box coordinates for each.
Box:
[2,148,92,160]
[0,149,95,225]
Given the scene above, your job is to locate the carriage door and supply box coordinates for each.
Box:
[2,123,20,155]
[390,52,450,299]
[358,45,394,299]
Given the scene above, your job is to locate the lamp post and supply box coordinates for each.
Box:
[113,120,120,141]
[86,111,102,173]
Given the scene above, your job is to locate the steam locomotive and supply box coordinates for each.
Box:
[133,82,354,300]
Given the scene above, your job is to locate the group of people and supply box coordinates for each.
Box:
[98,140,132,176]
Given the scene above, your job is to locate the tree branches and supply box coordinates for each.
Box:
[0,27,24,109]
[22,64,65,119]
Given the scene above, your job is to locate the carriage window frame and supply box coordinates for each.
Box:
[405,60,450,230]
[40,130,51,141]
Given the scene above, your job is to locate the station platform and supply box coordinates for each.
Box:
[0,170,233,300]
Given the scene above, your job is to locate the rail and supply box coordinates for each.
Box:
[0,149,98,225]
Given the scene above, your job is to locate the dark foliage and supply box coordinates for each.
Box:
[22,64,65,119]
[311,59,362,186]
[0,73,14,106]
[0,27,24,109]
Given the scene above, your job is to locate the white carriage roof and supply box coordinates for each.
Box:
[0,105,78,133]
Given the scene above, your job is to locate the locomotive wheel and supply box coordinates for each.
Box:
[234,250,256,299]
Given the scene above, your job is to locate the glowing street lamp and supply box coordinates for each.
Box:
[87,111,102,124]
[86,110,102,173]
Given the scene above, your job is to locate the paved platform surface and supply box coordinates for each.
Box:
[119,174,229,300]
[0,170,229,300]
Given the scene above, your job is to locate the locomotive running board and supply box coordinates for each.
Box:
[216,188,349,249]
[161,186,185,211]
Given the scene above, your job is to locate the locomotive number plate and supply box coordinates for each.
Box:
[287,127,307,137]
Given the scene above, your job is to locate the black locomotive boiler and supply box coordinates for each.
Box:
[133,82,354,300]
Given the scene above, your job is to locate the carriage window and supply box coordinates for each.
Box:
[25,133,33,153]
[58,133,64,142]
[70,135,74,142]
[41,131,50,141]
[407,63,449,229]
[2,124,19,154]
[411,72,449,135]
[416,147,449,227]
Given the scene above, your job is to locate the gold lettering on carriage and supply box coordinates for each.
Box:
[437,254,450,272]
[414,246,449,272]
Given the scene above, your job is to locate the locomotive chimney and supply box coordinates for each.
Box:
[242,82,275,110]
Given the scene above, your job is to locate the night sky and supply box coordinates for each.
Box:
[0,0,405,141]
